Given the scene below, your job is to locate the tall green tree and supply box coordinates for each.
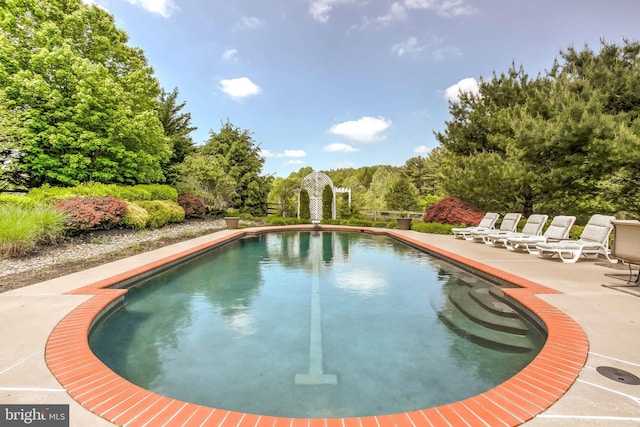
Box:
[436,64,541,214]
[268,166,313,217]
[158,87,196,184]
[384,177,419,211]
[362,166,401,209]
[0,0,170,187]
[201,121,270,215]
[173,154,236,211]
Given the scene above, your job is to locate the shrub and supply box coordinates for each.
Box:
[0,194,39,209]
[160,200,185,223]
[0,205,67,256]
[265,217,311,226]
[27,183,179,205]
[113,186,152,201]
[135,200,184,228]
[121,201,149,229]
[177,194,206,218]
[412,222,456,234]
[422,196,485,226]
[135,185,178,201]
[53,196,128,231]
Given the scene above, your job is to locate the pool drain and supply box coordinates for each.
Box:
[596,366,640,385]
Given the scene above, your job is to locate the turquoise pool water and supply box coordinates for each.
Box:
[89,231,545,418]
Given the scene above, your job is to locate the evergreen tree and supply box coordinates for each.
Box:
[158,87,196,184]
[201,121,270,215]
[384,177,419,211]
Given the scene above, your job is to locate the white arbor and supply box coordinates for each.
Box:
[297,172,350,222]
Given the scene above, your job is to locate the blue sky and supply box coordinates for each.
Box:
[83,0,640,178]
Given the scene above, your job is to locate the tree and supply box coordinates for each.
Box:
[0,0,170,187]
[402,148,447,197]
[158,87,196,184]
[434,42,640,217]
[268,166,313,217]
[435,64,541,215]
[384,177,419,211]
[362,166,401,209]
[172,154,236,211]
[201,121,270,215]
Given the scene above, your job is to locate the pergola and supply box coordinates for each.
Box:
[297,172,350,222]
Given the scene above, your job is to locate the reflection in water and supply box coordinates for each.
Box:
[90,231,545,418]
[334,269,388,296]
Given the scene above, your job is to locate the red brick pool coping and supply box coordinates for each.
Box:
[46,225,588,427]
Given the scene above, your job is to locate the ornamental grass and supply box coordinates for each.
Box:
[0,205,67,257]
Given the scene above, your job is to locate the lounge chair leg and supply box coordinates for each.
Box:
[558,251,580,263]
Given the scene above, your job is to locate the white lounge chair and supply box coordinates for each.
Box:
[451,212,500,239]
[485,214,548,246]
[504,215,576,254]
[469,212,522,242]
[536,214,616,263]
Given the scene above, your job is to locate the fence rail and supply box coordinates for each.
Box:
[360,209,423,221]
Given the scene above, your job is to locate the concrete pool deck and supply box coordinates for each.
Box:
[1,226,639,426]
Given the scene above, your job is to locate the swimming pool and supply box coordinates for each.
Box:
[89,230,545,418]
[46,225,588,426]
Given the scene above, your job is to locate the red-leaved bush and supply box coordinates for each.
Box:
[422,196,485,226]
[177,194,206,218]
[54,196,128,230]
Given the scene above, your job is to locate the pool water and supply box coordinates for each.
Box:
[89,231,545,418]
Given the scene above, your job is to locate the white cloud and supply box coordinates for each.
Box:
[285,159,306,165]
[309,0,353,23]
[391,36,424,57]
[329,116,391,143]
[124,0,178,18]
[405,0,477,17]
[366,0,476,28]
[283,149,307,157]
[221,48,238,62]
[260,149,307,158]
[444,77,479,102]
[219,77,262,100]
[81,0,109,11]
[414,145,430,154]
[392,35,462,61]
[235,16,265,31]
[323,143,360,153]
[432,45,463,61]
[376,2,408,24]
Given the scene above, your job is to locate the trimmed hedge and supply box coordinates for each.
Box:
[411,222,455,234]
[27,183,178,205]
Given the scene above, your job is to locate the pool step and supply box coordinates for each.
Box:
[438,285,536,352]
[469,287,519,318]
[448,286,529,335]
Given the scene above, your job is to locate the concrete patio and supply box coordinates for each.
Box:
[1,227,639,426]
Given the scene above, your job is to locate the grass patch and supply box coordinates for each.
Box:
[0,205,67,256]
[89,236,110,245]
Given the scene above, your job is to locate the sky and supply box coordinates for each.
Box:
[82,0,640,178]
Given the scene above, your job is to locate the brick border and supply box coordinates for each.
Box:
[46,226,587,426]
